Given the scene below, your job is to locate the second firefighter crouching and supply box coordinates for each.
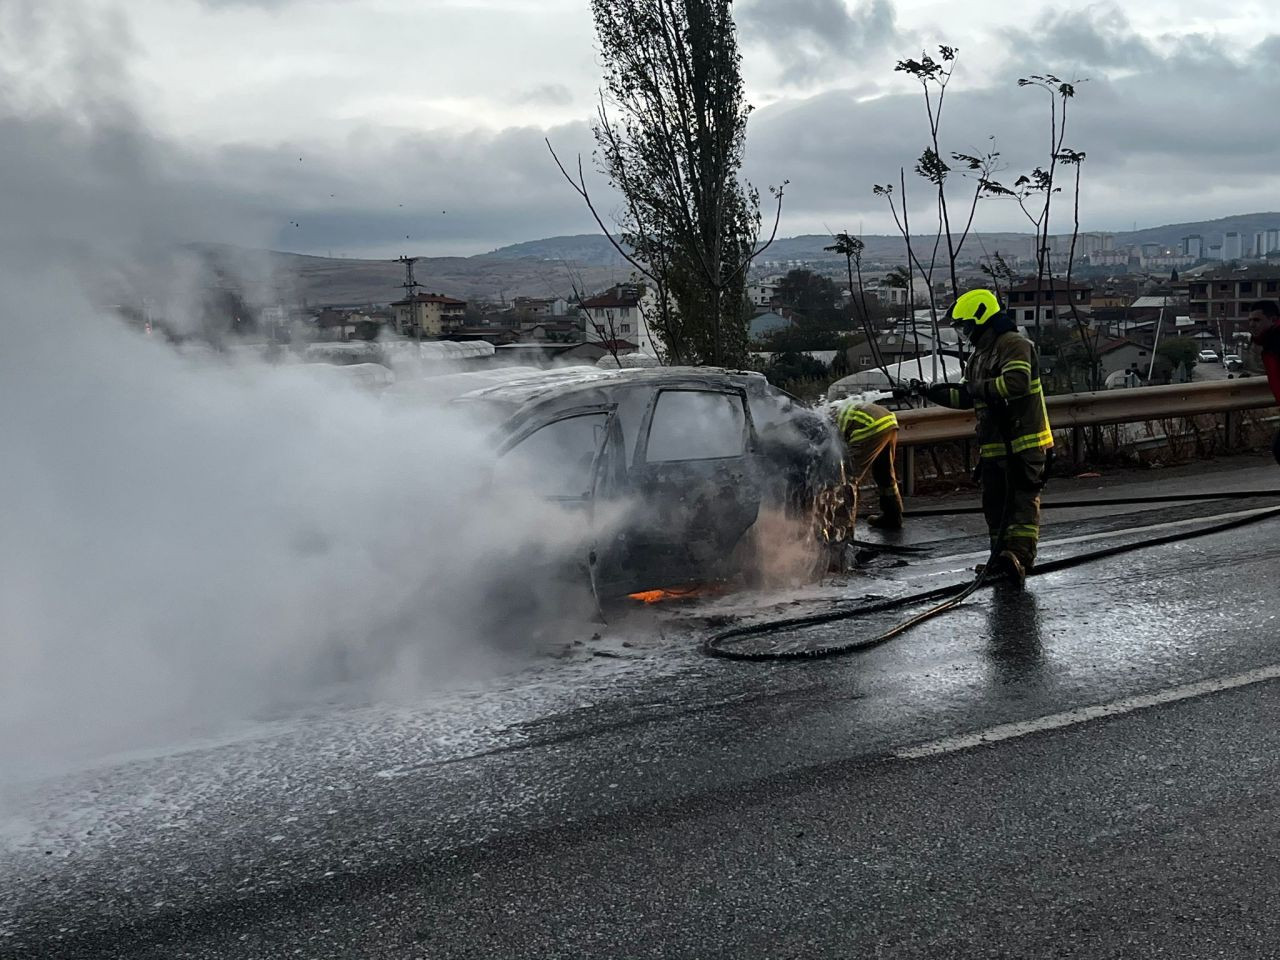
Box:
[816,400,905,547]
[926,288,1054,588]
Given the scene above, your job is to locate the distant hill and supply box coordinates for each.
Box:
[194,244,628,307]
[481,235,631,268]
[213,211,1280,307]
[1114,212,1280,247]
[479,230,1038,272]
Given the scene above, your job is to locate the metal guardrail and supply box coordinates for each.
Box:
[894,378,1277,447]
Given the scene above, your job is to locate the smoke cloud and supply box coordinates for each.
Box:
[0,2,595,775]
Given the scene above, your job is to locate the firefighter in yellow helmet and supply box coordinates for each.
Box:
[925,289,1053,587]
[829,398,905,530]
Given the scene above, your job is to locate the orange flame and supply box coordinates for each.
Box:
[628,585,723,604]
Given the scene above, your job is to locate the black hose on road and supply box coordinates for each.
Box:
[903,488,1280,518]
[703,490,1280,662]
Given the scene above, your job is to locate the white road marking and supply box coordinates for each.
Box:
[894,664,1280,760]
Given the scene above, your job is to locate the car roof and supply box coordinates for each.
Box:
[450,365,772,410]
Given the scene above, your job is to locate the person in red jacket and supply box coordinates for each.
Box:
[1248,299,1280,465]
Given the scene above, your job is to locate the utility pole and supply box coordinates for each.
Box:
[396,255,424,344]
[1148,296,1167,383]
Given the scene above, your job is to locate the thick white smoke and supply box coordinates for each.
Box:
[0,268,600,771]
[0,1,596,774]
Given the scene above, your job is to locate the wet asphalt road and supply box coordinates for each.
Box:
[4,456,1280,958]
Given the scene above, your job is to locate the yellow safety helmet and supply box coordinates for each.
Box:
[950,288,1001,325]
[950,288,1002,343]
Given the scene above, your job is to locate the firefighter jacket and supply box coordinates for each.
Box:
[1254,322,1280,405]
[835,401,898,446]
[927,330,1054,459]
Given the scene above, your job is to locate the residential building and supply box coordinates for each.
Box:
[511,296,570,319]
[1186,267,1280,336]
[1092,292,1132,309]
[1103,318,1158,347]
[1142,253,1196,270]
[867,281,909,308]
[560,340,639,364]
[1181,235,1203,259]
[749,310,790,341]
[844,326,963,373]
[1004,279,1093,325]
[313,308,380,341]
[1249,230,1280,258]
[1093,338,1153,380]
[1088,249,1135,269]
[579,283,663,358]
[747,282,780,309]
[390,293,467,337]
[522,321,581,342]
[1129,294,1185,316]
[1223,232,1244,261]
[1035,232,1114,269]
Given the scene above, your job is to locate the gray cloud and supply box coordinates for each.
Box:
[743,16,1280,236]
[516,83,574,107]
[0,0,607,263]
[739,0,899,85]
[9,0,1280,263]
[1002,4,1159,71]
[196,0,301,8]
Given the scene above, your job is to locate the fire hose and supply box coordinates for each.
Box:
[702,488,1280,662]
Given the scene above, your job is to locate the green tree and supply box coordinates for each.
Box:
[760,324,841,354]
[1157,337,1199,378]
[551,0,784,367]
[774,269,843,327]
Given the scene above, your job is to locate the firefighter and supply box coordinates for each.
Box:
[925,289,1054,587]
[1247,299,1280,465]
[831,399,905,530]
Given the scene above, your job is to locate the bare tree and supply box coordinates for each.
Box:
[873,175,932,385]
[1057,147,1097,389]
[978,249,1019,301]
[982,75,1096,390]
[561,260,627,367]
[548,0,785,366]
[895,48,1005,303]
[826,231,891,380]
[875,46,1005,390]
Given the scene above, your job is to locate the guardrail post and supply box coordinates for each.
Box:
[904,446,916,497]
[1071,426,1084,465]
[1224,410,1236,452]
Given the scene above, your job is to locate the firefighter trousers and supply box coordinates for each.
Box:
[847,427,904,522]
[979,452,1047,569]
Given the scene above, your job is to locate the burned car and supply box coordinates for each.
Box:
[413,367,844,600]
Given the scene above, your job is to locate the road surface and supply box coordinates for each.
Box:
[3,455,1280,958]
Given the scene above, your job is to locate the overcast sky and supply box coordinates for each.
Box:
[7,0,1280,257]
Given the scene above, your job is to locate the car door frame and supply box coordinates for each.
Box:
[496,402,619,501]
[497,402,628,602]
[620,383,763,589]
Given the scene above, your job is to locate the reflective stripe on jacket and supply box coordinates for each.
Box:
[964,331,1054,459]
[837,401,899,444]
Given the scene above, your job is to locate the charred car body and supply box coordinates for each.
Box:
[416,367,843,600]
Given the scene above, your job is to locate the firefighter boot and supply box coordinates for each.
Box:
[866,487,904,531]
[987,551,1026,590]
